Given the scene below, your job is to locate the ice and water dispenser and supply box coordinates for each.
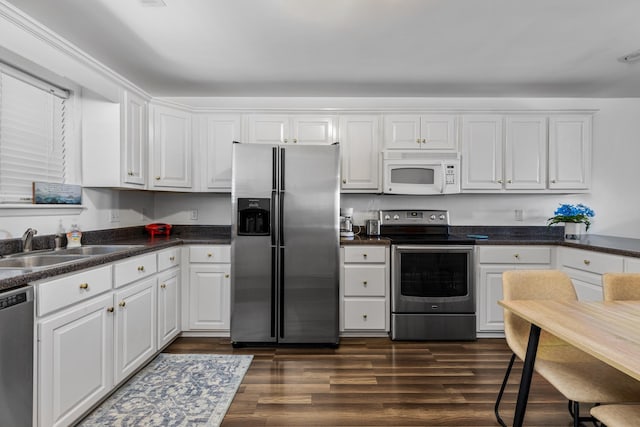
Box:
[237,198,270,235]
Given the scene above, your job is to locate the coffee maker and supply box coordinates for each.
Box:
[340,207,354,238]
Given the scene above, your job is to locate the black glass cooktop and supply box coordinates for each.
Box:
[384,233,475,245]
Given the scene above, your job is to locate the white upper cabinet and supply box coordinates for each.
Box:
[150,104,192,190]
[461,115,503,190]
[199,114,241,191]
[461,114,578,192]
[504,116,547,190]
[339,115,381,192]
[383,114,457,151]
[247,114,336,145]
[548,115,591,190]
[122,91,147,186]
[82,89,148,189]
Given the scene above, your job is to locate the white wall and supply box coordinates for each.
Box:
[0,189,154,239]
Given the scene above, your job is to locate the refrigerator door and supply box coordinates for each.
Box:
[231,143,278,343]
[278,144,340,344]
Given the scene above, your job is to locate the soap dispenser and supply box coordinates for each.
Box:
[66,224,82,248]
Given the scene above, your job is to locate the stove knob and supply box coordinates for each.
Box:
[393,215,400,220]
[430,214,436,220]
[384,215,391,220]
[439,214,446,220]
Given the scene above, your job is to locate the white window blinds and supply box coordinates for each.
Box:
[0,72,67,203]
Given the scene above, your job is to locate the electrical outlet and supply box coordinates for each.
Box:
[515,209,524,221]
[109,209,120,223]
[190,209,198,221]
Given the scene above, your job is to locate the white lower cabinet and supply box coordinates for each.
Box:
[113,277,157,384]
[157,267,181,348]
[36,247,182,427]
[558,247,624,301]
[340,245,389,335]
[476,246,553,335]
[38,293,114,427]
[185,245,231,334]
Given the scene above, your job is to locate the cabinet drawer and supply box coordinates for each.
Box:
[344,265,386,296]
[343,299,386,330]
[343,246,386,263]
[478,246,552,264]
[37,265,112,316]
[114,253,157,288]
[560,248,623,275]
[157,247,181,272]
[189,245,230,263]
[624,257,640,273]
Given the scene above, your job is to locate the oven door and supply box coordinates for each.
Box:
[391,245,474,313]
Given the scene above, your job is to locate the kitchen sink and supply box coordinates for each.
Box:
[0,254,90,269]
[58,244,145,255]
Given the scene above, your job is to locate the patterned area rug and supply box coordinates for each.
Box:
[78,354,253,427]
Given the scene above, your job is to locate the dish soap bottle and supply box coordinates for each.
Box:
[66,224,82,248]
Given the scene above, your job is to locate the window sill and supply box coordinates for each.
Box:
[0,204,86,216]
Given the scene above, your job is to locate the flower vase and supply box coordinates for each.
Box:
[564,222,586,240]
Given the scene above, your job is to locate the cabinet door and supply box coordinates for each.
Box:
[38,294,114,427]
[504,116,547,190]
[151,105,192,189]
[461,115,503,190]
[477,266,508,332]
[114,278,157,384]
[202,114,240,190]
[122,91,147,186]
[420,114,457,150]
[383,115,422,149]
[158,268,181,348]
[248,115,289,144]
[188,264,230,330]
[339,115,380,191]
[548,115,591,190]
[291,116,335,145]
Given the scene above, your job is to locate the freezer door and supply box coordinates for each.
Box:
[231,144,278,343]
[279,144,340,344]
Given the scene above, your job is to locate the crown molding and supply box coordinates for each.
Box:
[0,0,150,100]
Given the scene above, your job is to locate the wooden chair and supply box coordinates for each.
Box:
[495,270,640,427]
[591,404,640,427]
[603,273,640,301]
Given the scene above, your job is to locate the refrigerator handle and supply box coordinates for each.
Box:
[280,148,285,191]
[279,246,285,339]
[279,192,284,245]
[270,246,276,338]
[272,147,277,191]
[270,191,276,246]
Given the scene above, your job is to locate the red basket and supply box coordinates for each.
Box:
[145,223,172,238]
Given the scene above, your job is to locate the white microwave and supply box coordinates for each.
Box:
[383,151,461,195]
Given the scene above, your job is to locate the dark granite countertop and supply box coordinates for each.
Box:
[0,225,230,293]
[342,226,640,258]
[4,225,640,294]
[340,235,391,246]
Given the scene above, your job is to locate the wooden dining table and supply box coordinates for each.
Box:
[498,300,640,427]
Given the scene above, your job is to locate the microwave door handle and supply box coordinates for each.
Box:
[439,162,445,194]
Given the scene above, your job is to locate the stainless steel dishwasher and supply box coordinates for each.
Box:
[0,285,34,427]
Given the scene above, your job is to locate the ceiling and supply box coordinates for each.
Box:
[6,0,640,97]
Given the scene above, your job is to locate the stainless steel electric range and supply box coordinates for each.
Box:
[379,209,476,341]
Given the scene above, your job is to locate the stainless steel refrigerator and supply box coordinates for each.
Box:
[230,142,340,346]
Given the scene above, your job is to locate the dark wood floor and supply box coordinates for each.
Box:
[164,337,576,426]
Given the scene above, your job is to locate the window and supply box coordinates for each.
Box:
[0,66,70,203]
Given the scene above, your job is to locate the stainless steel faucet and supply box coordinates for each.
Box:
[22,228,37,252]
